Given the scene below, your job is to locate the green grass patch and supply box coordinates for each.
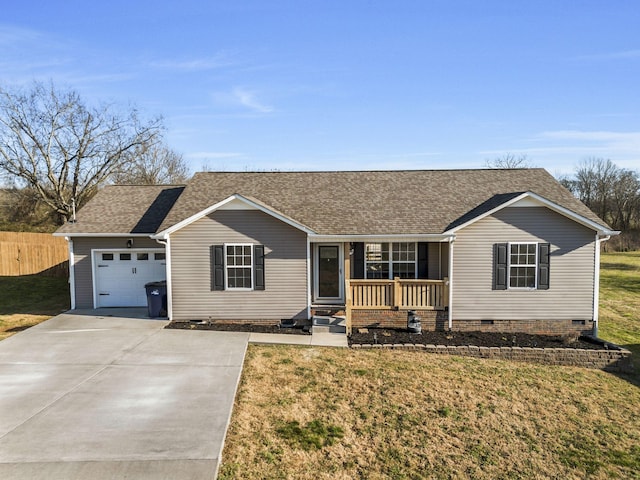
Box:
[276,419,344,450]
[0,275,69,315]
[0,275,69,340]
[598,251,640,384]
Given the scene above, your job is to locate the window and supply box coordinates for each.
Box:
[392,242,416,279]
[212,244,265,291]
[509,243,537,288]
[365,242,416,279]
[226,244,253,289]
[120,253,131,261]
[493,242,550,291]
[154,253,166,261]
[365,243,389,279]
[101,253,114,261]
[137,253,149,261]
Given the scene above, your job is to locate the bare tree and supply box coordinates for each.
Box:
[113,144,189,184]
[485,153,535,169]
[564,157,640,231]
[0,81,163,223]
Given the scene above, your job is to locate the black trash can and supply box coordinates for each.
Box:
[145,281,167,318]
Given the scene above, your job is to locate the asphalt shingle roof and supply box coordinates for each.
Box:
[56,185,185,234]
[56,169,609,236]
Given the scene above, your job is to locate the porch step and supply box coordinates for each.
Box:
[312,315,346,334]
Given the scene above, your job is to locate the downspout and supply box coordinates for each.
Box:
[66,237,76,310]
[155,236,172,320]
[306,235,311,319]
[592,234,610,338]
[447,236,455,331]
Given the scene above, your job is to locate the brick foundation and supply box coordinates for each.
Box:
[351,309,448,330]
[350,309,594,336]
[351,341,633,373]
[452,319,594,336]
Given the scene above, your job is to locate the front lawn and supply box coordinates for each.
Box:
[220,346,639,479]
[219,252,640,479]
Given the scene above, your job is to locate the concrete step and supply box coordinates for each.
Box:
[312,324,346,334]
[312,315,346,327]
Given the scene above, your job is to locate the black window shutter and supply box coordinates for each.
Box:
[353,242,365,279]
[493,243,507,290]
[417,242,428,279]
[254,245,265,290]
[538,243,550,290]
[211,245,225,291]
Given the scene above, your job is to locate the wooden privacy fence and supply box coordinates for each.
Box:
[0,232,68,277]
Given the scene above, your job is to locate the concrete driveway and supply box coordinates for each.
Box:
[0,310,249,480]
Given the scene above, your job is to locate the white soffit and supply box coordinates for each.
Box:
[509,197,543,207]
[217,198,258,210]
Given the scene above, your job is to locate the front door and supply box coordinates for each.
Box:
[314,244,343,303]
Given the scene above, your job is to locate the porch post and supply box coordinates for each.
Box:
[344,242,352,334]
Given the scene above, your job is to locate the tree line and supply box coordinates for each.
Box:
[0,81,188,229]
[558,158,640,233]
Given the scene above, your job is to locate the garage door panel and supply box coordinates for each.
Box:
[94,251,166,308]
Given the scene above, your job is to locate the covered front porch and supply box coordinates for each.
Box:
[310,239,451,333]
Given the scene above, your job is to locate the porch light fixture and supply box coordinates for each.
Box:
[127,238,134,248]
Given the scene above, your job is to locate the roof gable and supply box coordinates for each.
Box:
[154,193,315,238]
[445,191,617,235]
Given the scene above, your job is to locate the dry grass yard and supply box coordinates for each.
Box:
[219,252,640,479]
[219,347,639,480]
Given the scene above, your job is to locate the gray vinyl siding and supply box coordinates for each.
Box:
[170,210,308,320]
[452,207,596,321]
[71,237,161,308]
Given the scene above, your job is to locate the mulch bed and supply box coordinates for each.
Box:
[166,321,608,349]
[165,321,311,335]
[348,328,606,350]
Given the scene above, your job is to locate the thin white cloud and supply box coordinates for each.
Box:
[231,87,274,113]
[480,130,640,173]
[574,49,640,61]
[149,55,237,72]
[211,87,274,114]
[539,129,640,141]
[185,151,244,159]
[0,25,42,45]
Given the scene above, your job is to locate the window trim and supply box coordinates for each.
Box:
[364,242,417,280]
[224,243,254,291]
[507,242,538,290]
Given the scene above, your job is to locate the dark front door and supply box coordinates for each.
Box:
[318,245,340,299]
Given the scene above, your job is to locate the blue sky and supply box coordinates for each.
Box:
[1,0,639,175]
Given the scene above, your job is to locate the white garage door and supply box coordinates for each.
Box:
[94,250,167,307]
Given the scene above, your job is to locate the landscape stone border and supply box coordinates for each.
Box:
[351,339,633,373]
